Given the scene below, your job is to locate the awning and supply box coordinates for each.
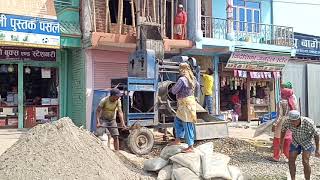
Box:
[60,21,81,48]
[226,51,290,71]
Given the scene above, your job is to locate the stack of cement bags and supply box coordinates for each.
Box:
[143,142,244,180]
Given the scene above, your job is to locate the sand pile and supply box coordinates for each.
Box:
[0,117,150,180]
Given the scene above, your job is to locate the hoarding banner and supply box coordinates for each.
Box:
[226,52,290,71]
[0,14,60,49]
[294,33,320,57]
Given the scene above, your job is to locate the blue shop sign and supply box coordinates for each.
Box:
[0,14,60,49]
[294,33,320,57]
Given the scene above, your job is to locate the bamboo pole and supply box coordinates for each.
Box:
[143,0,146,17]
[163,0,166,37]
[117,0,124,34]
[152,0,156,22]
[147,0,149,17]
[130,0,136,31]
[105,0,110,32]
[171,0,174,39]
[93,0,97,32]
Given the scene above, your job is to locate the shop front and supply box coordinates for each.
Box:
[220,51,289,122]
[0,47,61,128]
[0,9,62,128]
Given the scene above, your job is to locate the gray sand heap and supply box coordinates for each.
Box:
[0,117,150,180]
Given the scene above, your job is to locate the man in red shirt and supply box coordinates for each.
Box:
[174,4,187,40]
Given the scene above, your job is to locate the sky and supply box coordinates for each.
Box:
[273,0,320,36]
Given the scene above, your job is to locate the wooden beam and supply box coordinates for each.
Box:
[93,0,97,32]
[147,0,149,17]
[130,0,136,31]
[152,0,156,22]
[143,0,146,17]
[117,0,124,34]
[105,0,110,33]
[163,0,166,37]
[171,0,174,39]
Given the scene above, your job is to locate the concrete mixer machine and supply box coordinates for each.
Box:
[111,24,228,155]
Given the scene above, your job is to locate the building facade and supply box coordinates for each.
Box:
[186,0,295,122]
[82,0,195,130]
[0,0,84,129]
[282,33,320,126]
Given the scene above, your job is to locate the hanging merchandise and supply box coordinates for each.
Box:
[226,77,230,86]
[25,67,31,74]
[222,77,226,87]
[8,65,14,73]
[234,70,238,77]
[231,77,235,90]
[0,65,7,73]
[235,78,238,90]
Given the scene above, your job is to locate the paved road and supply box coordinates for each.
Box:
[0,129,27,156]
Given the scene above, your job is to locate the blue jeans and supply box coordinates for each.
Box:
[203,95,213,114]
[290,144,314,154]
[174,117,195,146]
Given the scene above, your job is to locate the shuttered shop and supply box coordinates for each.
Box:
[92,50,129,89]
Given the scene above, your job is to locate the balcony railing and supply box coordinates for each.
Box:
[201,16,294,47]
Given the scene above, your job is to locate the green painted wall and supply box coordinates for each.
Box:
[66,48,86,127]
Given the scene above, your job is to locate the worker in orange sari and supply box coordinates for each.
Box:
[174,4,187,40]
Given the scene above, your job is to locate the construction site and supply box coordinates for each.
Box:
[0,0,320,180]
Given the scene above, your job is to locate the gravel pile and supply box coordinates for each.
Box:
[0,117,152,180]
[148,138,320,179]
[201,138,320,180]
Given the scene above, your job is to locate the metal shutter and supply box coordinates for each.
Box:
[282,63,307,116]
[307,64,320,126]
[94,62,128,89]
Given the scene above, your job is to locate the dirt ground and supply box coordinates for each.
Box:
[120,125,320,180]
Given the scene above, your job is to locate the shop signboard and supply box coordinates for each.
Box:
[0,46,56,61]
[294,32,320,57]
[226,52,289,71]
[0,14,60,49]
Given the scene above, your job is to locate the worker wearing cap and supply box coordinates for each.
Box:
[280,110,320,180]
[170,63,198,153]
[174,4,187,40]
[96,88,126,151]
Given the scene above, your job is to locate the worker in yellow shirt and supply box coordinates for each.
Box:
[96,88,126,151]
[202,68,214,114]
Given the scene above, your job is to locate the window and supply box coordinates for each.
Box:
[233,0,261,32]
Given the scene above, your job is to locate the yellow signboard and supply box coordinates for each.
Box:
[0,0,57,19]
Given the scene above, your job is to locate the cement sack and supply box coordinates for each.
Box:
[228,165,243,180]
[201,152,232,180]
[143,157,169,172]
[196,142,214,154]
[160,144,188,160]
[98,133,109,141]
[170,149,202,176]
[157,165,172,180]
[172,167,201,180]
[171,163,184,180]
[172,162,183,170]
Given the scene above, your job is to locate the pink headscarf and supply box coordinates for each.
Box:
[281,88,296,111]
